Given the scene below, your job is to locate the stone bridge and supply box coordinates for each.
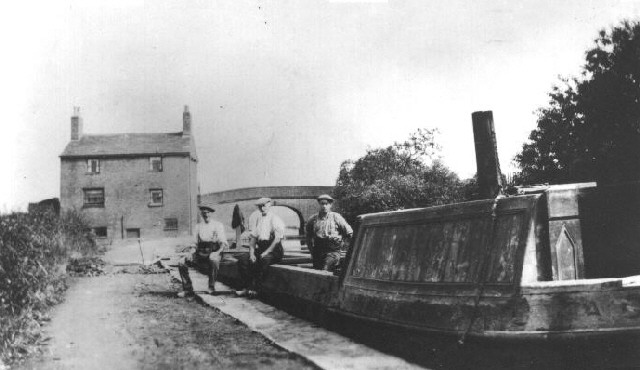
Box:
[200,186,334,243]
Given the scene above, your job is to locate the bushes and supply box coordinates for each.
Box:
[333,129,476,224]
[0,209,97,364]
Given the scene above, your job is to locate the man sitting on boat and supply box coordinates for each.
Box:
[235,197,285,298]
[305,194,353,271]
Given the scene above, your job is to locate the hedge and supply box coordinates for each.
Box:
[0,209,97,364]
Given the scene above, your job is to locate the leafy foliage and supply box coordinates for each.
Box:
[0,209,98,364]
[334,129,476,223]
[516,20,640,185]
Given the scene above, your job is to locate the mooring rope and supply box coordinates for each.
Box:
[458,194,503,345]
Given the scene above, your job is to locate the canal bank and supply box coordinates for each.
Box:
[165,262,425,370]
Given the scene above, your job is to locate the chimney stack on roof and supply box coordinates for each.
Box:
[472,110,503,198]
[71,106,83,141]
[183,105,191,136]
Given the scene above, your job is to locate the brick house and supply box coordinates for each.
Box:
[59,106,198,241]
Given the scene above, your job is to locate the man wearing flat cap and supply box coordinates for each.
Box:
[306,194,353,271]
[178,203,228,297]
[235,197,285,297]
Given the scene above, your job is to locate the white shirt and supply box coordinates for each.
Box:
[247,210,261,234]
[250,212,285,241]
[196,220,227,245]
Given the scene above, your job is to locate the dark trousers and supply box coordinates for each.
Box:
[311,238,342,271]
[178,249,221,291]
[236,240,283,291]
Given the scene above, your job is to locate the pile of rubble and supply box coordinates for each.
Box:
[142,261,169,274]
[66,256,107,277]
[115,262,168,275]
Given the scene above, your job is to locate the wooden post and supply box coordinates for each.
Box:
[235,227,242,249]
[472,111,503,198]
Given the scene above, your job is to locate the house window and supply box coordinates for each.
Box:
[149,189,163,206]
[150,156,163,172]
[83,188,105,208]
[87,159,100,173]
[93,227,107,238]
[164,218,178,231]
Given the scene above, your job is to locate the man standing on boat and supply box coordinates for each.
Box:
[235,197,285,298]
[305,194,353,271]
[178,203,228,297]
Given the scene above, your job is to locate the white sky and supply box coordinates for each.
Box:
[1,0,639,212]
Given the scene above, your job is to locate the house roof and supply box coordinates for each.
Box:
[60,132,197,159]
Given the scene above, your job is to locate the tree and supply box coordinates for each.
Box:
[333,129,472,223]
[515,20,640,185]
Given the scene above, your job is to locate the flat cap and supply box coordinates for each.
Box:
[317,194,334,202]
[255,197,272,206]
[198,203,215,212]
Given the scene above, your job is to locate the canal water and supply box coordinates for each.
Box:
[323,315,640,369]
[259,293,640,370]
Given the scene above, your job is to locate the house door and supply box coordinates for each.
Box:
[126,228,140,239]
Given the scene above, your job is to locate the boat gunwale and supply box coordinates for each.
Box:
[356,194,542,223]
[328,307,640,342]
[342,276,515,297]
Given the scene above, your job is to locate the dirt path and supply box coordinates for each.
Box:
[17,268,316,370]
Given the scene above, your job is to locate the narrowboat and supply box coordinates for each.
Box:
[219,180,640,344]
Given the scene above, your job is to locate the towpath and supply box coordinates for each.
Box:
[14,238,426,370]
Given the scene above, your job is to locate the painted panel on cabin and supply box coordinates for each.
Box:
[351,212,526,284]
[555,225,578,280]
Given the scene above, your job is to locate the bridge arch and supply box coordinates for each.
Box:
[200,186,335,244]
[271,204,305,236]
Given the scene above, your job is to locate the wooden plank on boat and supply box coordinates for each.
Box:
[262,265,340,307]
